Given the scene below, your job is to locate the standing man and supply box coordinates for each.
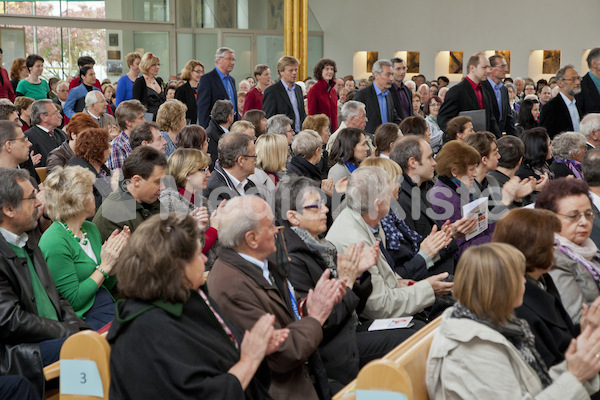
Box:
[196,47,237,129]
[354,59,402,134]
[540,65,582,139]
[437,52,500,137]
[481,55,516,136]
[576,48,600,115]
[24,99,67,167]
[390,57,413,119]
[263,56,306,133]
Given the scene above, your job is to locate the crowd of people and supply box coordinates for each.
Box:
[1,44,600,399]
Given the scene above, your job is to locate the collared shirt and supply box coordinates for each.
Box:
[393,82,411,118]
[373,84,389,124]
[215,67,237,113]
[282,80,301,132]
[380,153,390,159]
[487,77,503,121]
[86,109,102,126]
[466,77,484,109]
[238,252,272,285]
[0,227,28,248]
[589,71,600,96]
[559,91,580,132]
[223,168,247,195]
[107,131,132,171]
[35,124,54,138]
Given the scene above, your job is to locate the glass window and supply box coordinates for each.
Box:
[223,34,253,84]
[307,35,323,76]
[133,31,170,77]
[257,34,284,73]
[195,32,218,69]
[177,33,193,73]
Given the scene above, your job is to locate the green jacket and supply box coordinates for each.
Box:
[92,187,161,242]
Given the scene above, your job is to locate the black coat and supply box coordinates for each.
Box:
[353,84,402,134]
[196,68,237,129]
[575,72,600,116]
[286,155,323,181]
[539,94,582,139]
[204,163,259,207]
[281,222,372,386]
[0,234,88,398]
[107,289,271,400]
[206,118,226,170]
[437,78,501,138]
[514,274,578,368]
[481,80,516,136]
[24,125,67,167]
[175,81,198,124]
[390,82,412,120]
[263,80,306,131]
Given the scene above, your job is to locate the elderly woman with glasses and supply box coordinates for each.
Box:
[535,178,600,325]
[550,132,588,179]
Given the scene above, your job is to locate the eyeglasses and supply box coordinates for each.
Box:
[222,57,236,62]
[10,136,29,143]
[557,210,596,222]
[303,199,327,211]
[193,69,204,74]
[22,189,38,202]
[198,167,210,174]
[242,154,257,158]
[493,64,508,69]
[561,77,582,83]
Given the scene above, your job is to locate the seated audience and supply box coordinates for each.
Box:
[445,115,474,142]
[583,149,600,247]
[106,99,147,171]
[550,131,587,179]
[208,195,345,400]
[302,114,331,178]
[287,129,326,181]
[373,122,402,158]
[516,127,553,183]
[515,98,540,134]
[581,113,600,150]
[25,99,68,167]
[412,92,424,118]
[206,100,235,169]
[535,178,600,325]
[129,121,166,153]
[93,146,166,241]
[39,166,129,330]
[326,101,369,153]
[229,120,256,136]
[0,168,87,398]
[177,124,208,153]
[399,116,431,144]
[46,112,99,172]
[108,213,286,399]
[84,91,117,134]
[327,127,369,184]
[243,109,267,137]
[156,99,187,157]
[326,166,453,320]
[427,242,600,399]
[248,133,288,206]
[265,114,295,145]
[0,103,20,125]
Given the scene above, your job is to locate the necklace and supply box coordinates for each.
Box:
[60,220,88,245]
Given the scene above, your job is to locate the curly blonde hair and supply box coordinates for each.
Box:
[44,166,96,221]
[156,100,187,133]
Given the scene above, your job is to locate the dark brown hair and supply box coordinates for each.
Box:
[399,116,428,137]
[313,58,337,81]
[435,140,481,177]
[446,116,472,141]
[535,178,591,214]
[178,124,208,150]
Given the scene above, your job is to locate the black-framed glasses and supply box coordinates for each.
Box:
[22,189,38,202]
[557,210,596,222]
[198,167,210,174]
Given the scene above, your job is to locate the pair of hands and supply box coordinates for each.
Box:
[306,269,346,326]
[239,314,290,362]
[336,242,380,289]
[420,222,453,259]
[398,272,453,297]
[321,176,348,197]
[100,226,131,275]
[192,199,226,232]
[566,325,600,383]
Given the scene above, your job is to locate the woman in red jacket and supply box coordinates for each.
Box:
[307,58,339,131]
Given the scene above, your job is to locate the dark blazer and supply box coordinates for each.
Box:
[206,118,226,170]
[390,82,413,120]
[539,94,582,139]
[174,80,198,124]
[24,125,67,167]
[263,80,306,131]
[437,78,501,138]
[204,163,259,207]
[353,84,402,134]
[52,97,66,128]
[0,234,87,398]
[196,68,237,129]
[575,72,600,116]
[481,80,516,135]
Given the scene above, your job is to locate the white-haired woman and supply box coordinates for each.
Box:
[550,132,587,179]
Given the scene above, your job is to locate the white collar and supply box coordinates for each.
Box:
[0,227,28,248]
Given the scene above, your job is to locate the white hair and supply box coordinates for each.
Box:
[405,81,416,91]
[340,100,366,122]
[418,83,430,92]
[214,47,234,64]
[85,90,104,108]
[580,114,600,137]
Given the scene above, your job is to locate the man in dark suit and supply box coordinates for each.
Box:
[354,59,402,134]
[582,149,600,247]
[540,65,582,139]
[437,52,501,138]
[52,80,68,128]
[24,99,67,167]
[206,100,235,170]
[196,47,237,129]
[390,57,413,120]
[263,56,306,133]
[575,48,600,116]
[481,55,516,137]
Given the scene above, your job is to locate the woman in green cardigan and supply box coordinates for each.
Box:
[39,166,130,330]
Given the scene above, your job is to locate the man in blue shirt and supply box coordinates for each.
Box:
[481,54,516,136]
[196,47,238,129]
[263,56,306,133]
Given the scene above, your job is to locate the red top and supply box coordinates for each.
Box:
[69,77,102,91]
[176,187,218,254]
[465,77,484,110]
[307,78,338,131]
[0,68,15,102]
[243,86,264,115]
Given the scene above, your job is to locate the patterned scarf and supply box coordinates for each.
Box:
[290,226,338,278]
[553,158,584,179]
[450,302,552,388]
[380,209,422,255]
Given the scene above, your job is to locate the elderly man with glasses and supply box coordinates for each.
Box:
[540,64,583,139]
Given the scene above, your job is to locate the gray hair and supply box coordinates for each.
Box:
[514,77,524,84]
[274,175,320,219]
[556,64,575,81]
[218,195,263,249]
[405,81,416,91]
[211,100,234,124]
[56,80,69,92]
[31,99,53,125]
[390,136,424,170]
[371,59,392,76]
[340,100,366,123]
[418,83,429,92]
[583,149,600,187]
[580,114,600,138]
[218,133,253,169]
[266,114,293,135]
[346,166,391,216]
[587,48,600,68]
[214,47,234,64]
[291,130,322,158]
[85,90,104,108]
[551,132,587,159]
[0,168,30,224]
[504,82,516,92]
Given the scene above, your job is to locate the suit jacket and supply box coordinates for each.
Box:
[353,84,402,134]
[437,78,501,137]
[591,199,600,249]
[25,125,67,167]
[174,80,198,124]
[203,163,259,208]
[263,80,306,131]
[206,118,226,170]
[390,82,413,120]
[539,94,582,139]
[84,109,116,129]
[196,68,237,129]
[208,248,324,400]
[575,72,600,116]
[481,80,516,135]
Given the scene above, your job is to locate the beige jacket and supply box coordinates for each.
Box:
[325,207,435,319]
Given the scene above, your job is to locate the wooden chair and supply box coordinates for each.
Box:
[333,316,442,400]
[35,167,47,183]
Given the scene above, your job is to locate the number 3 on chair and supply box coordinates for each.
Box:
[60,359,103,397]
